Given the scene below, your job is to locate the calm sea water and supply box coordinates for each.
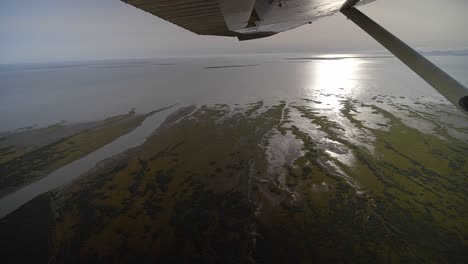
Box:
[0,54,467,218]
[1,54,467,131]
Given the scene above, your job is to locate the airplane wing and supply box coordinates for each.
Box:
[121,0,375,40]
[120,0,468,114]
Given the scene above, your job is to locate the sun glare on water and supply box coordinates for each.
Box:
[306,56,364,110]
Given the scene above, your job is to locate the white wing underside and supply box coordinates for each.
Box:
[221,0,375,35]
[122,0,376,40]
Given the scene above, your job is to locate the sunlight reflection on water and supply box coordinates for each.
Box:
[307,58,364,110]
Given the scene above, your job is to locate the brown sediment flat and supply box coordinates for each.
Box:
[301,98,323,104]
[93,63,175,69]
[204,64,260,69]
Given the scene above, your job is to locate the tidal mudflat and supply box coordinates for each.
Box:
[0,109,159,198]
[1,97,466,263]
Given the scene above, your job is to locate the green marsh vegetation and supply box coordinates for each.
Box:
[1,99,467,263]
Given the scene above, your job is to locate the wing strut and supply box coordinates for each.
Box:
[341,7,468,114]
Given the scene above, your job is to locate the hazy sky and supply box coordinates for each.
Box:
[1,0,467,63]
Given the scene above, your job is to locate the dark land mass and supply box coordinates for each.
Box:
[0,100,467,263]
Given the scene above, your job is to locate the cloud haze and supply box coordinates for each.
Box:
[1,0,467,63]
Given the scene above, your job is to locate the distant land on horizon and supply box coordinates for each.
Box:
[1,48,468,67]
